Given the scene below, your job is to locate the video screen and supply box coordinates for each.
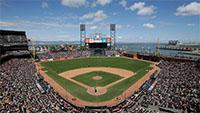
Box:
[88,43,107,48]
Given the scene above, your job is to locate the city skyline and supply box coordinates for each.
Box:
[0,0,200,43]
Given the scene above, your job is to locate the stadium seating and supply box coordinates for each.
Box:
[0,30,199,112]
[0,30,30,62]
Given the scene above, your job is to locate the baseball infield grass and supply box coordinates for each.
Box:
[72,71,123,87]
[41,57,152,102]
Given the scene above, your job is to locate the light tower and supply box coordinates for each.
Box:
[80,24,86,48]
[156,38,160,56]
[29,38,36,60]
[110,24,116,50]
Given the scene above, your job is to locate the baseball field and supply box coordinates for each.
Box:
[39,57,157,106]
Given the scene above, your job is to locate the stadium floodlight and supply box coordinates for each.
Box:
[80,24,86,48]
[110,24,116,50]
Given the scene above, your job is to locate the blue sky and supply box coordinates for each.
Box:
[0,0,199,43]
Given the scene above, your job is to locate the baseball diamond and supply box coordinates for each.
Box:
[38,57,159,107]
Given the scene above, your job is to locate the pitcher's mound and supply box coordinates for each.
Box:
[92,76,102,80]
[87,87,107,96]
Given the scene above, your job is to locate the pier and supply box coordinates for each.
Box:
[157,44,200,51]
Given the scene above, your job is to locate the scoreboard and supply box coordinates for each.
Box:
[84,37,111,43]
[83,37,112,48]
[80,24,115,50]
[82,34,112,49]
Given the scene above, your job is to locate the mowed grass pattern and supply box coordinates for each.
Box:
[72,71,123,87]
[41,57,152,102]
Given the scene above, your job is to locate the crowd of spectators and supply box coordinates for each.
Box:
[37,52,53,60]
[37,50,94,61]
[0,30,28,45]
[110,91,143,112]
[77,50,91,57]
[37,51,69,60]
[0,58,82,113]
[1,52,199,113]
[36,49,121,61]
[137,61,200,113]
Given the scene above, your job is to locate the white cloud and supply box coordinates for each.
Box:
[175,2,200,16]
[116,24,122,29]
[1,20,78,30]
[90,25,98,30]
[129,2,155,16]
[150,15,157,19]
[42,1,48,8]
[91,2,97,7]
[118,36,123,39]
[61,0,86,8]
[92,0,112,7]
[0,21,17,26]
[119,0,127,8]
[126,24,134,29]
[143,23,155,29]
[80,10,108,22]
[112,12,117,15]
[137,7,155,16]
[187,23,195,26]
[130,2,144,10]
[96,0,112,6]
[119,0,129,10]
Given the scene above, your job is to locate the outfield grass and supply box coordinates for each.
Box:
[41,57,152,102]
[41,57,149,73]
[72,71,123,87]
